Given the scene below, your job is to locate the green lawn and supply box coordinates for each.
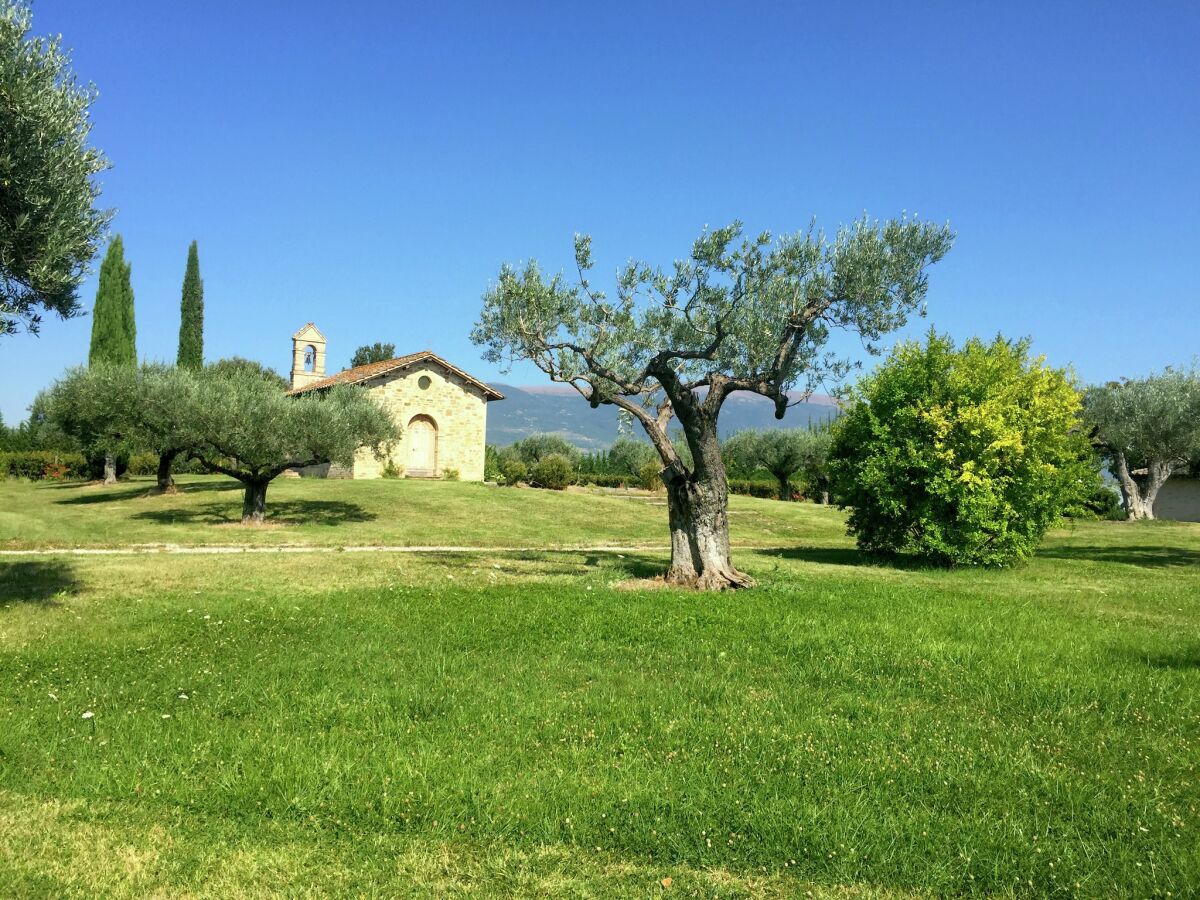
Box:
[0,475,837,550]
[1,477,1198,896]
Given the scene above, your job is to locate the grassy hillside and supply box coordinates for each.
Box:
[1,477,1198,896]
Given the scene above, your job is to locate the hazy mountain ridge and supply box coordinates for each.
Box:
[486,384,838,450]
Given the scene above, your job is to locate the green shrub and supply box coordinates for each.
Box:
[511,434,581,466]
[441,468,460,481]
[727,479,780,499]
[529,454,574,490]
[0,450,88,480]
[498,457,528,486]
[127,453,158,476]
[381,458,403,479]
[829,332,1095,567]
[638,459,662,491]
[484,445,505,481]
[576,473,629,488]
[1065,483,1126,521]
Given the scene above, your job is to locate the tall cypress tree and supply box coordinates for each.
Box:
[176,241,204,369]
[87,235,136,484]
[88,235,137,367]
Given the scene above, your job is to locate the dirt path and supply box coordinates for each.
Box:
[0,544,673,557]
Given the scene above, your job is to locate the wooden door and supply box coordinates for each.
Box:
[407,417,437,477]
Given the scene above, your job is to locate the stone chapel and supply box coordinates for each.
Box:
[287,323,503,480]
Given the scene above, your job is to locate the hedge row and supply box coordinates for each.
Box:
[576,471,783,499]
[1,451,210,481]
[0,451,89,480]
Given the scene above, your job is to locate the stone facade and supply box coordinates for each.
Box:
[348,361,491,480]
[288,324,501,481]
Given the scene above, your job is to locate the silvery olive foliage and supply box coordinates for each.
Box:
[474,217,953,588]
[1083,366,1200,519]
[1,1,111,336]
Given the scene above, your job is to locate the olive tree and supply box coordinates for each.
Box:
[724,427,832,501]
[1084,368,1200,520]
[473,217,953,589]
[46,363,200,491]
[1,1,111,336]
[135,364,202,492]
[187,371,398,523]
[511,433,581,466]
[44,364,138,473]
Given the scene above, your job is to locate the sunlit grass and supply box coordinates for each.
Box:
[1,478,1198,895]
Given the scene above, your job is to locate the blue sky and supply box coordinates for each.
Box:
[3,0,1198,423]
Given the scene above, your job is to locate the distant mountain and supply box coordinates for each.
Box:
[486,384,838,450]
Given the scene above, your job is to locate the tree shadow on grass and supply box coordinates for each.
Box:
[415,551,670,582]
[130,499,376,527]
[1037,545,1200,569]
[0,560,80,605]
[756,546,940,570]
[1115,644,1200,670]
[53,480,240,504]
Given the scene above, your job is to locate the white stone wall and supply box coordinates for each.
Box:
[1154,477,1200,523]
[348,362,490,481]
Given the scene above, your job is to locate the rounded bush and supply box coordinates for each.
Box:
[829,332,1096,567]
[498,457,528,486]
[530,454,574,490]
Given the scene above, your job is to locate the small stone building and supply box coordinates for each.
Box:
[287,323,503,480]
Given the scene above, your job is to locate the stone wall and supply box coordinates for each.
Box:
[347,362,490,481]
[1154,476,1200,523]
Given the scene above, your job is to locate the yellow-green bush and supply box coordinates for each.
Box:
[829,332,1096,567]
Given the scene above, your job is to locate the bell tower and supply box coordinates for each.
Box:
[290,322,327,390]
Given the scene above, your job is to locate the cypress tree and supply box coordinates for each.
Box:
[88,235,137,367]
[87,234,136,484]
[176,241,204,369]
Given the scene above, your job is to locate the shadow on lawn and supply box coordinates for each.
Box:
[53,480,239,504]
[130,499,376,527]
[424,551,668,580]
[1117,644,1200,670]
[0,560,80,604]
[1037,545,1200,569]
[758,546,938,570]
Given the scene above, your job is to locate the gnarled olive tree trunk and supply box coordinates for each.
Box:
[155,449,179,493]
[241,478,269,525]
[1112,451,1170,521]
[655,408,752,590]
[103,451,117,485]
[662,470,751,589]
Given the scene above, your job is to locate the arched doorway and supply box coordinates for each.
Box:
[406,415,438,477]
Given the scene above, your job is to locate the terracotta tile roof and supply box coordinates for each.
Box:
[289,350,504,400]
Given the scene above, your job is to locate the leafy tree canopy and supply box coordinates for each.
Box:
[1,1,111,336]
[44,363,139,457]
[724,427,831,500]
[1083,367,1200,519]
[829,331,1095,567]
[474,217,953,588]
[510,432,581,465]
[188,371,398,522]
[350,342,396,369]
[606,437,657,476]
[206,356,288,390]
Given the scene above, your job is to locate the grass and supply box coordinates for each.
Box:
[1,477,1198,896]
[0,475,836,550]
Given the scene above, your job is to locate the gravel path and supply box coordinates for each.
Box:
[0,544,671,557]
